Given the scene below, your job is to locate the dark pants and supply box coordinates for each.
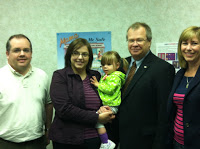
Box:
[105,115,119,149]
[0,136,46,149]
[53,137,101,149]
[174,140,184,149]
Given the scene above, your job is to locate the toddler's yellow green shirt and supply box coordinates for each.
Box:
[98,71,125,106]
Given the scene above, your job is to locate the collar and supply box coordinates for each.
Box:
[66,66,97,77]
[7,63,33,77]
[130,50,150,68]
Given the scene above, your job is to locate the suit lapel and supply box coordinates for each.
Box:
[185,66,200,98]
[168,66,200,104]
[168,69,185,106]
[172,69,185,93]
[122,52,153,100]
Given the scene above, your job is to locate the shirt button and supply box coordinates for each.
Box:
[185,123,189,128]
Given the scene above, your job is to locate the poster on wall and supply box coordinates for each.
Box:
[57,31,111,74]
[156,42,180,72]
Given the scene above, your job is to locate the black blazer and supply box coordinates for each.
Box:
[167,66,200,149]
[119,51,175,149]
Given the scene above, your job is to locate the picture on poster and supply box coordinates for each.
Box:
[156,42,180,72]
[57,31,111,75]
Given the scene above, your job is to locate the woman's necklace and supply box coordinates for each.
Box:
[186,77,194,88]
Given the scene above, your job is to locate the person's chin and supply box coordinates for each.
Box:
[17,63,26,67]
[131,53,140,59]
[76,65,86,70]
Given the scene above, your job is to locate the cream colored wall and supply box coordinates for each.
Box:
[0,0,199,149]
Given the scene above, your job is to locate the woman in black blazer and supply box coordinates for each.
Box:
[168,26,200,149]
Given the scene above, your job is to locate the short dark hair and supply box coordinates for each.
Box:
[64,38,93,70]
[126,22,152,42]
[6,34,32,52]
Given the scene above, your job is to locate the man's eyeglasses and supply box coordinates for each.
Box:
[128,38,146,44]
[72,51,89,58]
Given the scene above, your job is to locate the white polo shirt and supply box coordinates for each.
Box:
[0,64,51,143]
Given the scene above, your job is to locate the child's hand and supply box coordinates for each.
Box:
[90,76,99,87]
[98,106,112,114]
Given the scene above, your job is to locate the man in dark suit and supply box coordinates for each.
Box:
[119,22,175,149]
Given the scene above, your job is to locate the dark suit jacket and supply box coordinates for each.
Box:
[119,51,175,149]
[167,66,200,149]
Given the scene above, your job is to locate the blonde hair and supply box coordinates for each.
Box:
[101,51,121,66]
[121,58,129,74]
[101,51,129,73]
[178,26,200,68]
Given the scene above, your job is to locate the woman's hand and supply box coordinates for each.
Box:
[98,111,115,124]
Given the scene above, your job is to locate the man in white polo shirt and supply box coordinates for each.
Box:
[0,34,53,149]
